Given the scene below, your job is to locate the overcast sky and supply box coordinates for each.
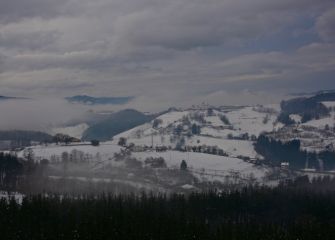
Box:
[1,0,335,105]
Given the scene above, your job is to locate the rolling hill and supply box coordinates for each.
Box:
[82,109,154,141]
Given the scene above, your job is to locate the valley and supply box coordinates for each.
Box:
[1,91,333,193]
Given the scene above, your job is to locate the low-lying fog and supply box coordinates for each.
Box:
[0,90,285,131]
[0,98,88,131]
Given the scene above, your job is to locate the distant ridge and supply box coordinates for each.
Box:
[0,96,13,100]
[66,95,134,105]
[0,130,52,142]
[82,109,153,141]
[289,89,335,97]
[0,95,28,101]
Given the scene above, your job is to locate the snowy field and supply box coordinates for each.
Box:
[17,142,264,175]
[302,112,335,129]
[155,111,190,128]
[15,139,268,184]
[132,150,267,180]
[224,106,278,137]
[17,142,122,161]
[185,136,258,158]
[322,101,335,108]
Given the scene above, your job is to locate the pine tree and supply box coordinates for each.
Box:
[180,160,187,171]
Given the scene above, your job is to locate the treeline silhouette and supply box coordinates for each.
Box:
[255,135,335,170]
[279,92,334,123]
[3,152,335,238]
[0,152,23,190]
[0,130,52,144]
[2,179,335,240]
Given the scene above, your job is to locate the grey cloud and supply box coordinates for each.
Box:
[0,53,7,73]
[216,43,335,81]
[7,51,114,71]
[317,8,335,42]
[112,3,283,50]
[0,0,71,23]
[0,30,60,51]
[0,0,333,53]
[0,0,334,106]
[112,0,335,50]
[3,42,334,98]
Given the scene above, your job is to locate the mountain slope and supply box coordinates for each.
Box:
[279,91,335,123]
[82,109,153,141]
[0,130,52,142]
[112,106,280,159]
[0,95,27,101]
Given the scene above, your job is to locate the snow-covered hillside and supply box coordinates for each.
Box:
[112,105,279,159]
[12,105,282,190]
[298,101,335,130]
[18,141,122,162]
[266,100,335,153]
[225,106,279,136]
[19,140,269,189]
[10,100,335,192]
[132,151,267,181]
[301,112,335,129]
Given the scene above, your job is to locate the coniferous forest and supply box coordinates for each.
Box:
[3,152,335,239]
[1,180,335,240]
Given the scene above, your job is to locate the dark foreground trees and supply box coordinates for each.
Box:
[0,152,23,190]
[1,183,335,240]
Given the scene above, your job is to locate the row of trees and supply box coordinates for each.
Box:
[280,95,331,124]
[255,135,335,170]
[2,179,335,239]
[0,153,23,190]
